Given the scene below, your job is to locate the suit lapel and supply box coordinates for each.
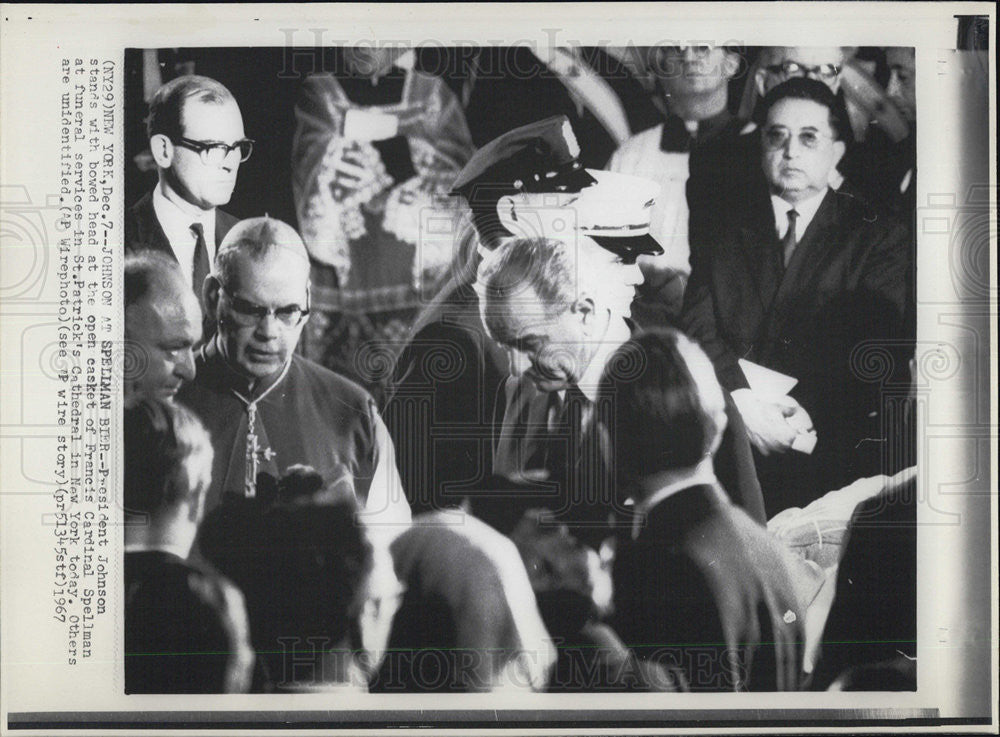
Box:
[774,190,839,306]
[738,212,782,318]
[129,191,175,259]
[215,208,238,247]
[764,190,841,342]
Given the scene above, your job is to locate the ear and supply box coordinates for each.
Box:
[302,283,312,325]
[496,195,519,234]
[722,51,740,80]
[754,65,768,98]
[149,133,174,169]
[203,274,222,321]
[571,295,596,330]
[831,139,847,168]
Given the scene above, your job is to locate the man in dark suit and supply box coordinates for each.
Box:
[387,116,764,525]
[125,75,250,297]
[476,224,768,546]
[124,398,254,693]
[599,329,808,691]
[681,78,912,514]
[124,250,202,406]
[385,115,608,515]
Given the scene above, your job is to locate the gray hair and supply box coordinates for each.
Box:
[475,237,579,346]
[124,249,189,310]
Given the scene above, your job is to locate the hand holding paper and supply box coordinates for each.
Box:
[734,360,818,455]
[731,389,799,455]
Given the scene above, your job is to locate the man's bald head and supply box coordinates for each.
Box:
[213,217,311,288]
[206,218,312,382]
[124,251,203,405]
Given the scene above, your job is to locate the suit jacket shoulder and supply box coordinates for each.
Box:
[125,191,172,257]
[125,189,240,258]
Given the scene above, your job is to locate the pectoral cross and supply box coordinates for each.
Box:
[244,403,276,499]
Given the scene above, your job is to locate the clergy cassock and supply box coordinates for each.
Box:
[608,110,746,318]
[176,341,410,533]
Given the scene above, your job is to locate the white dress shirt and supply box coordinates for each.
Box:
[770,187,828,243]
[152,185,217,288]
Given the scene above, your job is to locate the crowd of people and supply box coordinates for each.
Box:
[123,44,917,694]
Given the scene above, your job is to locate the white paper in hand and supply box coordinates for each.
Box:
[738,359,798,397]
[791,430,818,455]
[343,108,399,142]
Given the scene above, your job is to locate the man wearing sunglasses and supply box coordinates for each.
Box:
[126,75,252,298]
[681,78,912,515]
[177,217,412,543]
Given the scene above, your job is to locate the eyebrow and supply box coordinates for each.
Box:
[766,124,821,132]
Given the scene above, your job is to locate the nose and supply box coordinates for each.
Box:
[253,312,281,340]
[175,348,196,382]
[782,134,803,158]
[682,46,701,63]
[626,261,644,287]
[886,70,902,101]
[220,146,241,171]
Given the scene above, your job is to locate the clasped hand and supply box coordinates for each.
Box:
[732,389,814,455]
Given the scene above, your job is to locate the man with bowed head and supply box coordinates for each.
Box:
[177,217,411,538]
[123,250,202,407]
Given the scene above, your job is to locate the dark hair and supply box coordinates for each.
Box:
[146,74,234,141]
[123,398,212,515]
[759,76,844,140]
[598,328,723,478]
[124,250,186,310]
[199,476,373,660]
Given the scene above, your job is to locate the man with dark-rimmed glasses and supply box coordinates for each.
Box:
[177,217,412,543]
[126,74,253,302]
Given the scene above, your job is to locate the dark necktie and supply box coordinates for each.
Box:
[190,222,210,293]
[782,209,799,267]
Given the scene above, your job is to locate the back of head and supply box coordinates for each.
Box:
[599,328,726,481]
[147,74,234,141]
[214,216,310,285]
[199,474,373,681]
[123,397,212,518]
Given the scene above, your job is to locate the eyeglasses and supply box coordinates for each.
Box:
[661,44,714,57]
[762,126,835,151]
[765,61,841,81]
[173,137,254,166]
[220,285,309,327]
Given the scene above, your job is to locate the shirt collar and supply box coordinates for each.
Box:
[203,334,292,402]
[124,542,189,559]
[631,466,720,539]
[577,316,632,402]
[770,186,828,238]
[152,183,217,248]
